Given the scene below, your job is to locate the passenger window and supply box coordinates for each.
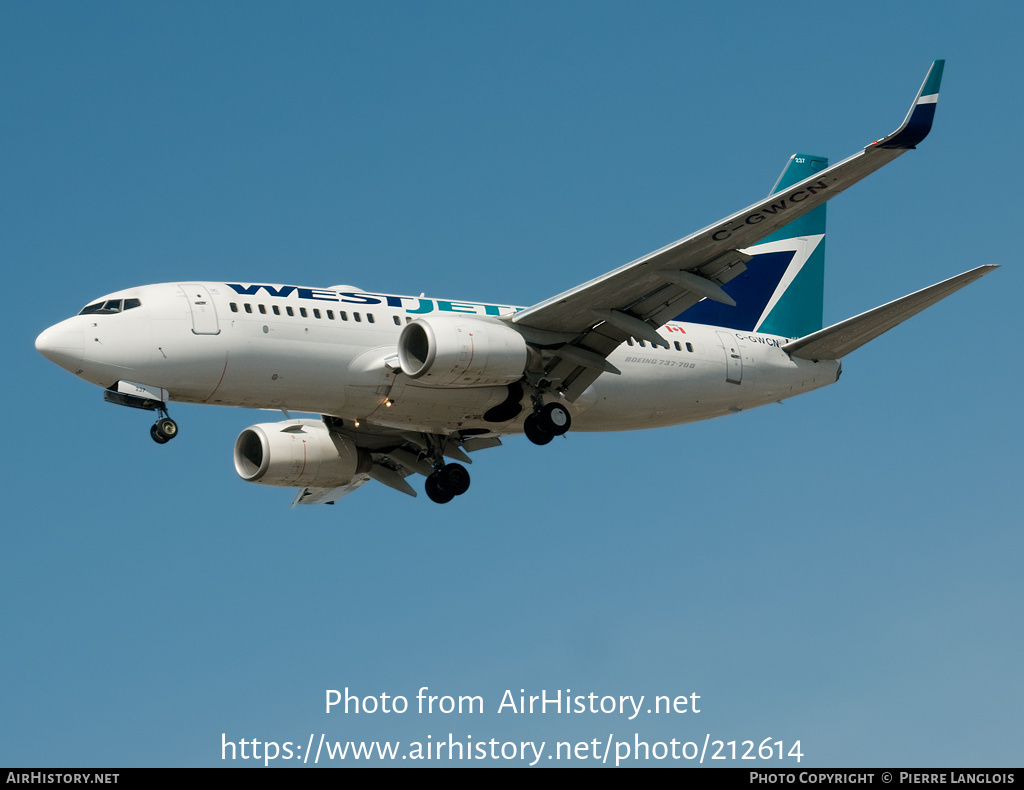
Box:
[230,303,238,313]
[674,341,681,351]
[327,310,335,320]
[313,308,321,319]
[244,304,253,314]
[272,305,280,316]
[686,342,693,352]
[626,339,633,346]
[354,313,362,322]
[393,316,401,326]
[340,311,348,321]
[286,306,294,317]
[258,304,267,314]
[367,313,374,324]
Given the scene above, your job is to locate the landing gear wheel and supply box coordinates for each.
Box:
[524,413,554,445]
[439,463,471,496]
[538,402,571,435]
[156,417,178,438]
[151,417,178,443]
[424,463,471,503]
[425,474,455,504]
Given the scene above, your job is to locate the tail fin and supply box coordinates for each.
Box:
[676,154,828,337]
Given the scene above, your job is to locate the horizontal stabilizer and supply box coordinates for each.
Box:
[782,265,996,361]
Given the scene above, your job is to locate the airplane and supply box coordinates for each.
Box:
[35,61,996,505]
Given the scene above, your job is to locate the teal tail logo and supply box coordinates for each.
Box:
[677,154,827,338]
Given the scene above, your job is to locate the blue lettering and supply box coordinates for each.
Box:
[226,284,297,298]
[339,292,382,305]
[224,285,514,317]
[296,288,339,302]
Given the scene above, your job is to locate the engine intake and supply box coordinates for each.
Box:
[234,420,371,488]
[397,316,529,387]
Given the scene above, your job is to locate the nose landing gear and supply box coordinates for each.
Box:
[102,383,180,445]
[150,414,179,444]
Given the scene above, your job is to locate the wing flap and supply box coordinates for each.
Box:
[292,475,373,506]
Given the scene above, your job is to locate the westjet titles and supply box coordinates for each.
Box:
[227,283,516,317]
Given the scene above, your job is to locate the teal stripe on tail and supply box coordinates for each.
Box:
[677,154,828,338]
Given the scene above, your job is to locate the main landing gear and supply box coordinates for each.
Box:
[524,402,571,446]
[149,414,179,444]
[425,463,471,504]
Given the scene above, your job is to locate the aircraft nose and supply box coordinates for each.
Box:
[36,318,84,373]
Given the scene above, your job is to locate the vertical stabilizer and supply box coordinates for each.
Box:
[677,154,828,337]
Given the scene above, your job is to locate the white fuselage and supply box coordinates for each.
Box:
[37,282,840,435]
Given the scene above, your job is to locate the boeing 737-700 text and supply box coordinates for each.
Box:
[35,61,995,505]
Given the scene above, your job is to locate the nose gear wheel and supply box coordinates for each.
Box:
[150,412,178,444]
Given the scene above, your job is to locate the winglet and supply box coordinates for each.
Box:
[871,60,944,150]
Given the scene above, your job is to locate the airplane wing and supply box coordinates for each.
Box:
[781,265,997,361]
[512,61,946,400]
[293,475,373,506]
[291,418,502,505]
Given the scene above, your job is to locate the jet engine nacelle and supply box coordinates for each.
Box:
[234,419,371,487]
[397,316,531,387]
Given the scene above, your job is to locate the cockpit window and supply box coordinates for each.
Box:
[80,300,119,314]
[79,298,141,315]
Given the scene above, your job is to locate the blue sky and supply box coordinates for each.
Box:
[3,1,1021,767]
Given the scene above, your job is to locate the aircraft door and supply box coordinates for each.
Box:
[180,285,221,335]
[716,330,743,385]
